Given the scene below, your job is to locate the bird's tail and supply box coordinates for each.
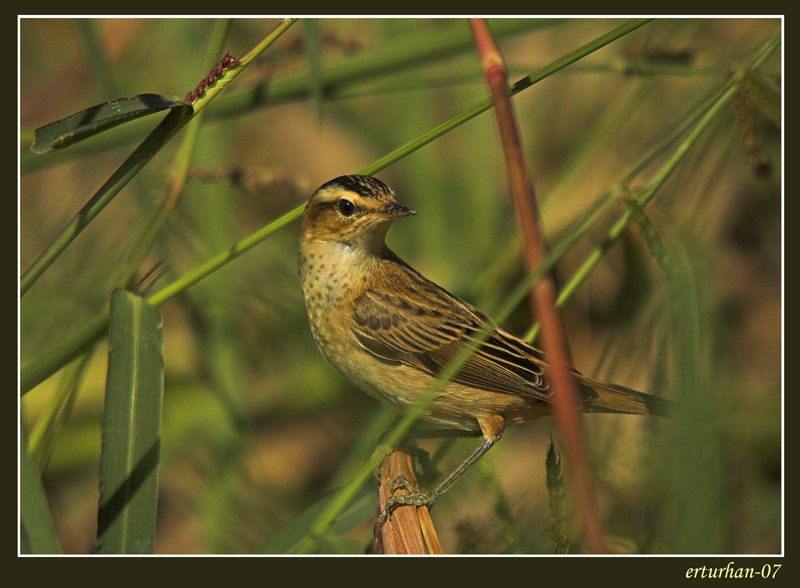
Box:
[576,375,673,418]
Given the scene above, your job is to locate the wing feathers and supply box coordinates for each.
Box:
[351,264,551,402]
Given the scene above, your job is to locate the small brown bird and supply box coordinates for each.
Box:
[299,174,671,519]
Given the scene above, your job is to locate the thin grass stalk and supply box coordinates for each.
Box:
[116,19,234,291]
[303,19,324,124]
[288,20,657,554]
[470,17,608,553]
[22,19,654,396]
[20,22,298,395]
[27,353,93,471]
[19,20,548,176]
[208,19,556,121]
[76,19,120,99]
[525,24,781,342]
[506,19,652,95]
[20,422,64,554]
[21,313,108,396]
[19,106,192,297]
[19,19,297,297]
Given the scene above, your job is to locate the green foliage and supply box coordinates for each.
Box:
[97,290,164,554]
[20,424,63,554]
[19,17,781,555]
[31,94,191,155]
[546,436,569,554]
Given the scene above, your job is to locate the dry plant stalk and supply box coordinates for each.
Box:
[469,18,609,553]
[373,450,443,554]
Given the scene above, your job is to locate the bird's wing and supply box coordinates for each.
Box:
[351,258,552,402]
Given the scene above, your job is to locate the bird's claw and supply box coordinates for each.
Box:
[375,476,439,527]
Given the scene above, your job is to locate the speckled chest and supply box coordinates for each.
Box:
[299,240,371,349]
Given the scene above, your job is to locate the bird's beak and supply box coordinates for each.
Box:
[383,202,416,217]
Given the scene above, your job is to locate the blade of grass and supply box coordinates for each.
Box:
[208,19,560,120]
[287,20,780,552]
[20,105,192,297]
[20,421,64,554]
[18,18,671,402]
[285,229,574,554]
[19,19,551,175]
[258,489,374,554]
[116,18,234,291]
[303,18,324,124]
[27,353,93,472]
[31,95,190,154]
[662,239,724,552]
[20,19,297,297]
[524,24,781,341]
[96,290,164,554]
[19,21,298,395]
[76,18,120,98]
[21,313,108,396]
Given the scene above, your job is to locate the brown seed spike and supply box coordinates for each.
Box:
[185,52,240,105]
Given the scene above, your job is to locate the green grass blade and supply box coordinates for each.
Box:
[19,19,539,174]
[75,18,121,99]
[20,105,193,297]
[303,19,324,124]
[21,312,108,396]
[17,19,654,397]
[28,353,93,471]
[661,240,725,552]
[20,20,297,298]
[96,290,164,554]
[207,18,558,118]
[30,94,190,154]
[19,421,64,554]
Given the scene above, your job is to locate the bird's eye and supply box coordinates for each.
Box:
[338,199,355,216]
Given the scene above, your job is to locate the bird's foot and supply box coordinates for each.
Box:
[376,475,439,527]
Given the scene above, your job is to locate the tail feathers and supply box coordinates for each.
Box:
[577,376,674,418]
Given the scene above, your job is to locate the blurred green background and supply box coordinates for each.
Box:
[19,17,781,554]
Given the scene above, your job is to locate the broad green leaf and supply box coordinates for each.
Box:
[96,290,164,554]
[31,93,191,154]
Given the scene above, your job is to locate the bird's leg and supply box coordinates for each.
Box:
[376,427,482,486]
[376,416,505,525]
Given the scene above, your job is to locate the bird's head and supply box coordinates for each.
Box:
[301,175,415,254]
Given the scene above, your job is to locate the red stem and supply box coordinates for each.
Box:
[468,18,608,553]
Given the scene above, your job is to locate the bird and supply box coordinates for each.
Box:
[298,174,671,521]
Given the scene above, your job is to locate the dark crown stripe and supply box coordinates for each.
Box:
[317,175,391,200]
